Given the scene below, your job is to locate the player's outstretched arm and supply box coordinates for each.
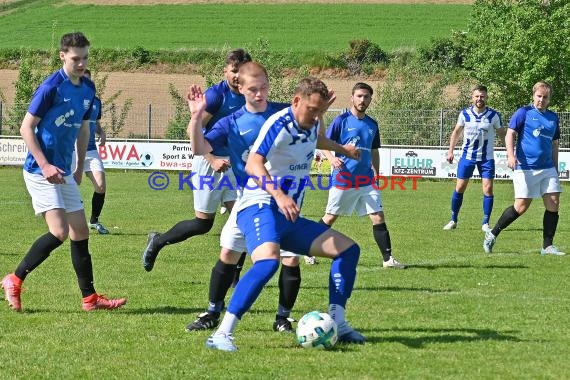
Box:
[316,135,360,161]
[186,84,213,155]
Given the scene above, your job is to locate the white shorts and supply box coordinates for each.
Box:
[191,155,238,214]
[23,171,84,215]
[220,206,300,257]
[325,185,383,216]
[513,168,562,199]
[71,150,105,173]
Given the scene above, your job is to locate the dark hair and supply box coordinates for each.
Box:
[294,77,330,101]
[226,48,252,66]
[238,61,268,85]
[60,32,90,52]
[352,82,373,95]
[472,85,488,93]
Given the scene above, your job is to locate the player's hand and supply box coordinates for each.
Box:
[211,158,231,173]
[330,157,345,170]
[507,155,517,170]
[324,90,336,111]
[342,144,361,161]
[41,164,66,184]
[187,85,207,115]
[275,193,300,222]
[447,152,454,164]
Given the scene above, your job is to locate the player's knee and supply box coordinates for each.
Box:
[280,256,300,266]
[220,249,242,264]
[195,217,215,234]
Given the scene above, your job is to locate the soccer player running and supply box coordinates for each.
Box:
[142,49,251,274]
[319,82,406,269]
[484,81,564,256]
[72,68,110,235]
[185,61,303,333]
[1,32,126,312]
[203,77,365,352]
[443,85,504,232]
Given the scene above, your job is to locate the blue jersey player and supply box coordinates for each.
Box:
[320,83,406,269]
[484,81,564,255]
[444,85,504,232]
[203,77,364,352]
[1,32,126,312]
[142,49,251,272]
[185,62,302,333]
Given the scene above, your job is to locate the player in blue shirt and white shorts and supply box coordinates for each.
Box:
[484,81,564,255]
[71,69,109,235]
[320,82,406,269]
[1,32,126,312]
[203,77,364,352]
[443,85,504,232]
[142,49,251,272]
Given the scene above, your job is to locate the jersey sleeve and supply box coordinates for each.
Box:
[252,117,284,158]
[553,114,560,141]
[96,98,102,120]
[371,121,381,149]
[456,110,466,127]
[27,84,57,118]
[325,116,343,143]
[204,116,231,152]
[204,85,223,116]
[493,112,503,129]
[508,107,527,132]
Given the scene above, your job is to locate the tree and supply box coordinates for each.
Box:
[466,0,569,111]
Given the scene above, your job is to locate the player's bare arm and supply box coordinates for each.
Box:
[505,128,517,169]
[95,120,106,146]
[553,139,559,174]
[74,120,90,185]
[20,112,65,184]
[186,85,214,156]
[447,124,463,163]
[245,152,300,222]
[316,135,361,161]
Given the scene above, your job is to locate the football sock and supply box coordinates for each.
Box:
[491,205,520,237]
[156,218,214,248]
[216,312,240,335]
[233,252,247,284]
[90,192,105,224]
[482,194,494,225]
[543,210,559,248]
[372,223,392,262]
[227,259,279,319]
[329,244,360,307]
[329,304,346,326]
[70,239,96,297]
[207,260,237,313]
[277,264,301,318]
[450,191,464,223]
[15,232,63,280]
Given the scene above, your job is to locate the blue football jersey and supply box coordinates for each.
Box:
[23,68,95,176]
[203,80,245,156]
[509,105,560,170]
[205,102,289,182]
[237,107,319,211]
[457,106,502,162]
[87,96,102,152]
[326,111,380,187]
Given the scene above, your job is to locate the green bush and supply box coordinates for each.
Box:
[344,39,389,75]
[419,31,469,70]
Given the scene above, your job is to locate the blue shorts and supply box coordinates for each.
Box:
[237,203,329,255]
[457,158,495,179]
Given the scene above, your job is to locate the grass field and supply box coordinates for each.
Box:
[0,1,470,53]
[1,166,569,379]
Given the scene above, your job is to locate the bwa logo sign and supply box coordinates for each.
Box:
[391,149,436,176]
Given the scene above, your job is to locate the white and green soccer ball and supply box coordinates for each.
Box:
[296,311,338,349]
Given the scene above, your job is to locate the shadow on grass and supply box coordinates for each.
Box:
[122,306,202,315]
[409,263,529,270]
[365,327,522,348]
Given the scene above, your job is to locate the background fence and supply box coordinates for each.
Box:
[1,101,568,148]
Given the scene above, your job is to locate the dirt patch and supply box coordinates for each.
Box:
[0,69,381,137]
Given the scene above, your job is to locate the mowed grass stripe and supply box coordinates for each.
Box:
[0,3,470,52]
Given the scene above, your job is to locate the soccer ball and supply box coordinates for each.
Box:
[296,311,338,349]
[140,152,154,167]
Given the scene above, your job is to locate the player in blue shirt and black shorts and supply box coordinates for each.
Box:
[484,81,564,255]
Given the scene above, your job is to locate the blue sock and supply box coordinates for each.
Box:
[482,195,494,225]
[451,191,464,222]
[227,259,279,319]
[329,244,360,307]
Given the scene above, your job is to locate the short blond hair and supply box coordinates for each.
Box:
[533,81,552,95]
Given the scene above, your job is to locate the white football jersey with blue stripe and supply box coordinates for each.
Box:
[237,107,318,212]
[457,106,502,162]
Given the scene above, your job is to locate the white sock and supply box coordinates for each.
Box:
[329,304,345,326]
[215,312,239,335]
